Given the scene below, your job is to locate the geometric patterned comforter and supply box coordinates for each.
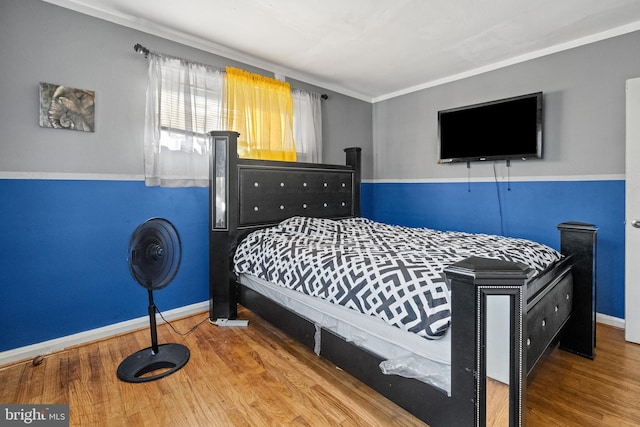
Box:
[233,216,562,340]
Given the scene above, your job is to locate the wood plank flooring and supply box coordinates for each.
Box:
[1,306,639,426]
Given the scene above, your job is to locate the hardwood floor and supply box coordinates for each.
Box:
[1,307,639,426]
[527,322,640,426]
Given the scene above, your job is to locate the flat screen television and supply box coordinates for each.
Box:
[438,92,543,163]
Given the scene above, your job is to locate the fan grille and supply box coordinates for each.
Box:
[128,218,181,290]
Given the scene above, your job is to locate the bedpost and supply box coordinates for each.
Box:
[344,147,361,217]
[208,131,241,320]
[557,222,598,358]
[446,257,533,427]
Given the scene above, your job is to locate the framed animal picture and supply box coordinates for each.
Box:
[39,82,95,132]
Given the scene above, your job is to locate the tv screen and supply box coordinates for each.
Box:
[438,92,543,163]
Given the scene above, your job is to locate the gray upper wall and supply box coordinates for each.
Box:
[373,30,640,180]
[0,0,373,179]
[5,0,638,184]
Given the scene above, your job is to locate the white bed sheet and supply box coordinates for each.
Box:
[239,273,453,394]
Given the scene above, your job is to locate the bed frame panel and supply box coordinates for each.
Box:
[208,131,596,426]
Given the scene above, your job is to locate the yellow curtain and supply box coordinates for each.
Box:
[224,66,296,161]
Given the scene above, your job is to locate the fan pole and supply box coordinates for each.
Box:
[147,288,159,354]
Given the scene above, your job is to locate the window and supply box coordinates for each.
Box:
[144,56,322,187]
[144,55,223,187]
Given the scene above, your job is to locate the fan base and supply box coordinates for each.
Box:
[117,343,190,383]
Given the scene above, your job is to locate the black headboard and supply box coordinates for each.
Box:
[208,131,362,319]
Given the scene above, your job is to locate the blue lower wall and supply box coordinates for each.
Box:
[0,179,210,352]
[361,179,625,320]
[0,177,625,352]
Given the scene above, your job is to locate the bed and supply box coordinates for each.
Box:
[207,131,597,426]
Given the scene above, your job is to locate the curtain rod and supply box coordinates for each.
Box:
[133,43,328,100]
[134,43,223,72]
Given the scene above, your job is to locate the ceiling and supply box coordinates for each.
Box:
[46,0,640,102]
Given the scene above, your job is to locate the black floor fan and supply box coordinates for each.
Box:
[117,218,190,383]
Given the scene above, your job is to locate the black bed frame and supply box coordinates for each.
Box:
[208,131,597,426]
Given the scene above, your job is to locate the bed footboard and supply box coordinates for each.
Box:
[445,222,596,426]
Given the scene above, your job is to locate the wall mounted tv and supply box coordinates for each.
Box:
[438,92,543,163]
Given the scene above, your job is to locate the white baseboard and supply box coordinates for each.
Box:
[596,312,625,329]
[0,301,209,367]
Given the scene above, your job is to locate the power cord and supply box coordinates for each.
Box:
[493,161,505,236]
[154,306,210,338]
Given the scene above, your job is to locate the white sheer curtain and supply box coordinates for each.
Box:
[292,89,323,163]
[144,55,223,187]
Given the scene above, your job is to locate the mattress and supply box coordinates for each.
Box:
[234,216,562,339]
